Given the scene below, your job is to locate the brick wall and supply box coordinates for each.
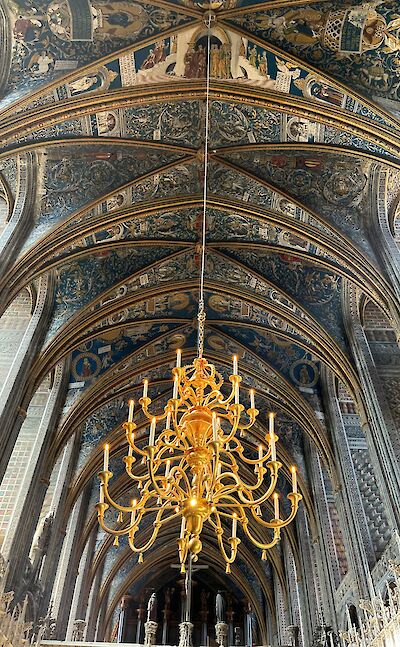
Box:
[0,374,51,546]
[0,288,32,386]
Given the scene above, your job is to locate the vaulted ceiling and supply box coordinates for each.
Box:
[1,0,400,636]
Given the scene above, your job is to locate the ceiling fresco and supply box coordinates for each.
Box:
[226,1,400,102]
[3,0,195,109]
[1,0,400,627]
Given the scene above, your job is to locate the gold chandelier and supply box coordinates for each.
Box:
[96,332,302,572]
[96,16,302,572]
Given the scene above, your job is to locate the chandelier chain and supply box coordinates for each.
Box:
[197,13,212,357]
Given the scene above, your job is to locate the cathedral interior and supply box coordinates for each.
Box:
[1,1,400,646]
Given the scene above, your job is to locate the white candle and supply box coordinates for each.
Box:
[165,459,171,478]
[166,411,171,430]
[268,412,274,435]
[291,466,297,494]
[104,444,109,471]
[273,493,279,519]
[176,349,182,368]
[149,418,156,446]
[180,516,186,538]
[235,382,239,405]
[128,443,133,457]
[99,483,104,503]
[143,380,148,399]
[128,399,134,423]
[258,445,263,461]
[233,355,238,375]
[173,375,178,399]
[250,389,255,409]
[212,412,218,441]
[232,513,237,538]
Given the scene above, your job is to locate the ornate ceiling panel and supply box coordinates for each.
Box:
[226,1,400,104]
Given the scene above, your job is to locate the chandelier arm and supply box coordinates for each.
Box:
[139,397,169,423]
[203,388,227,407]
[170,424,190,450]
[212,510,241,565]
[155,445,186,464]
[124,458,151,483]
[242,522,281,550]
[274,492,303,528]
[230,446,272,467]
[214,459,267,494]
[147,450,172,499]
[169,465,192,494]
[235,463,281,506]
[237,409,259,432]
[102,476,155,513]
[96,503,142,536]
[123,423,149,458]
[128,506,180,553]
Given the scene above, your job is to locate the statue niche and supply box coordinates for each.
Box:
[184,34,232,80]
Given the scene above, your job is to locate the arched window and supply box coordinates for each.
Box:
[348,604,360,629]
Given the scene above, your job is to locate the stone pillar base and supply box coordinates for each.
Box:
[144,620,158,647]
[215,621,228,647]
[179,621,194,647]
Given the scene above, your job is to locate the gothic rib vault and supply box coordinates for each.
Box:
[0,0,400,645]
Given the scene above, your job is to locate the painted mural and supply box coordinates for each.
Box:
[228,1,400,100]
[14,19,394,130]
[22,143,185,248]
[224,150,377,258]
[221,247,345,346]
[3,0,193,108]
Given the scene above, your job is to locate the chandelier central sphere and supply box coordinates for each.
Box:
[96,334,302,572]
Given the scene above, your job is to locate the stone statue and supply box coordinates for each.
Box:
[147,592,158,622]
[216,591,226,623]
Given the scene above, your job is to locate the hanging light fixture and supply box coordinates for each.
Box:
[96,15,302,573]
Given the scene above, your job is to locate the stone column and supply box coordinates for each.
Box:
[4,361,67,592]
[321,368,375,599]
[0,152,39,277]
[118,595,133,643]
[227,607,234,647]
[295,507,323,640]
[37,433,80,620]
[85,563,104,641]
[0,273,55,484]
[369,166,400,307]
[51,487,91,639]
[65,529,96,640]
[136,600,145,644]
[307,441,341,631]
[283,539,304,647]
[343,282,400,528]
[200,589,208,646]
